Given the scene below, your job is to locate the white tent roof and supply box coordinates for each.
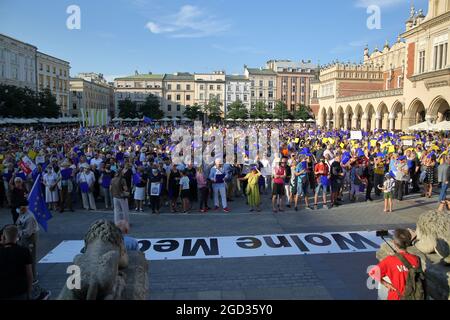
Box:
[306,119,316,123]
[161,117,171,121]
[430,121,450,131]
[407,121,436,131]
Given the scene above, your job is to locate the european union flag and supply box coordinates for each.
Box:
[28,174,52,232]
[144,116,153,124]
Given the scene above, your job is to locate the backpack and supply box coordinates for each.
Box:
[394,253,427,300]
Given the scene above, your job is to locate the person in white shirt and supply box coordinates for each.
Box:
[43,167,59,211]
[179,170,191,214]
[77,164,97,210]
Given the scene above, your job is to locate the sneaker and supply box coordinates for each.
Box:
[139,208,144,212]
[223,208,230,213]
[135,208,139,212]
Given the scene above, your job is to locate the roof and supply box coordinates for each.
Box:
[164,73,194,81]
[36,51,70,65]
[245,68,277,76]
[0,33,37,50]
[115,74,165,81]
[226,75,250,81]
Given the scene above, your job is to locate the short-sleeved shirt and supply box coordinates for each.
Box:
[368,252,419,300]
[0,244,32,299]
[273,166,285,185]
[179,176,190,190]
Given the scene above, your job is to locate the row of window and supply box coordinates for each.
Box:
[38,63,68,77]
[418,42,448,74]
[167,94,191,101]
[227,94,249,102]
[167,105,183,112]
[251,91,274,99]
[167,84,192,91]
[281,86,306,94]
[250,80,274,87]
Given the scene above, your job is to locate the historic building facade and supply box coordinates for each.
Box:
[114,73,164,116]
[37,51,71,116]
[0,33,37,91]
[266,60,317,112]
[314,0,450,131]
[194,71,226,113]
[244,66,277,110]
[70,73,114,117]
[225,75,251,113]
[162,72,195,118]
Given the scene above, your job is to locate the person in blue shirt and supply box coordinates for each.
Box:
[294,156,311,211]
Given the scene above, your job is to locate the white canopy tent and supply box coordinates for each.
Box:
[430,121,450,131]
[407,121,436,131]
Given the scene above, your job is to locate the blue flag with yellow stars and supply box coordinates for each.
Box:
[28,175,52,232]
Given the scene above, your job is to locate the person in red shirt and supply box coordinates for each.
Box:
[272,159,286,213]
[368,229,420,300]
[313,156,330,209]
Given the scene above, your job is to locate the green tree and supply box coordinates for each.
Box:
[38,88,60,118]
[183,103,204,121]
[118,98,138,118]
[203,96,223,123]
[249,101,269,119]
[140,94,164,119]
[227,100,249,119]
[272,101,293,120]
[293,104,313,120]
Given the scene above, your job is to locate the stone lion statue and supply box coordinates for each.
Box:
[59,220,148,300]
[414,210,450,265]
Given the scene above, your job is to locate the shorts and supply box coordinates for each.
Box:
[331,179,342,193]
[296,181,309,197]
[272,183,285,196]
[384,192,393,200]
[315,183,327,195]
[181,189,190,199]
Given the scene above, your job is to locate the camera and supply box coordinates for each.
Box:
[376,230,389,237]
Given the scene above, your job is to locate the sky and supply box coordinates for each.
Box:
[0,0,428,82]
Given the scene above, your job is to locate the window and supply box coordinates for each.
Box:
[259,92,263,98]
[216,94,221,100]
[251,91,255,97]
[200,85,204,90]
[53,67,56,74]
[64,70,67,77]
[418,50,426,73]
[217,85,221,90]
[47,65,50,72]
[186,95,191,101]
[167,94,172,100]
[259,80,263,87]
[251,80,255,87]
[228,85,232,92]
[228,94,232,101]
[176,94,181,101]
[209,94,215,100]
[167,84,172,90]
[39,63,43,71]
[176,84,181,90]
[209,85,214,90]
[168,105,172,112]
[313,90,318,98]
[243,94,247,102]
[268,102,273,109]
[268,91,273,99]
[200,93,204,100]
[186,84,191,90]
[433,42,448,70]
[177,105,180,111]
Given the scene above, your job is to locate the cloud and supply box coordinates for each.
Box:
[355,0,405,8]
[145,5,231,38]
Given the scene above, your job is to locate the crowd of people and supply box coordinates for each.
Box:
[0,122,448,300]
[0,123,448,222]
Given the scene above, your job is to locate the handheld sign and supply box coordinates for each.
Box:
[350,131,363,140]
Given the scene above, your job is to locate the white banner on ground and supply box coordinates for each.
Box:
[350,131,363,140]
[39,230,386,264]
